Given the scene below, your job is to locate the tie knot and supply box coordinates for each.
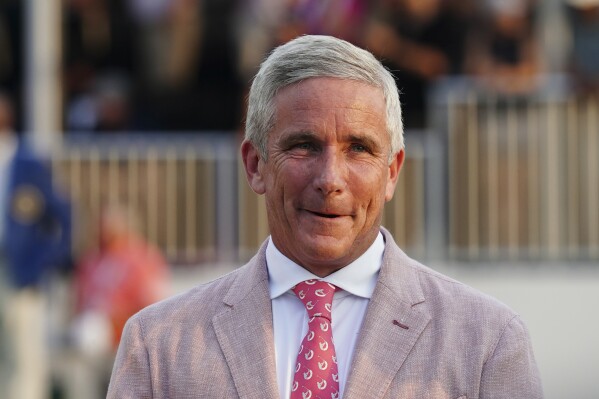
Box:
[292,280,336,320]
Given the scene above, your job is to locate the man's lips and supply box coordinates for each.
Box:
[304,209,350,219]
[308,210,339,218]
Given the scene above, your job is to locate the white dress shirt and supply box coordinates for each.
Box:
[267,232,385,399]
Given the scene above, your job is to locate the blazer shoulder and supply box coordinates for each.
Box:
[129,258,267,331]
[380,235,517,326]
[381,229,517,324]
[135,266,239,318]
[402,257,528,364]
[411,258,517,321]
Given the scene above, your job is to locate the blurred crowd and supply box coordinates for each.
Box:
[0,0,598,134]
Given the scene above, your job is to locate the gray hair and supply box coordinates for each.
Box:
[245,35,403,161]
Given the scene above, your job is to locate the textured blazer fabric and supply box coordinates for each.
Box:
[108,228,543,399]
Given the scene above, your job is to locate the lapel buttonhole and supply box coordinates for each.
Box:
[392,319,409,330]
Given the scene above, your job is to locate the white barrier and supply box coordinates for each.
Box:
[52,133,429,265]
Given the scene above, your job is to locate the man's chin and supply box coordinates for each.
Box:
[294,236,356,270]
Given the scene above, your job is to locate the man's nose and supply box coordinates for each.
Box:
[313,149,346,195]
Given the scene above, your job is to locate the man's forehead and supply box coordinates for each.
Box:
[273,78,384,114]
[267,78,386,136]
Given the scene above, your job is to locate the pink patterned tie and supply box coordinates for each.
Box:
[291,280,339,399]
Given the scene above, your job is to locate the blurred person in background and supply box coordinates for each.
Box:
[464,0,542,95]
[276,0,370,44]
[125,0,201,130]
[0,91,72,399]
[160,0,243,131]
[63,0,135,101]
[364,0,471,129]
[67,72,133,133]
[564,0,599,96]
[234,0,291,84]
[63,0,138,133]
[68,203,169,398]
[235,0,371,101]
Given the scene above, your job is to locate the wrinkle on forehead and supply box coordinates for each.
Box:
[273,78,386,132]
[274,77,384,113]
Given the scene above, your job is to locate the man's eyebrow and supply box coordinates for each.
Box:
[346,134,381,150]
[278,131,320,145]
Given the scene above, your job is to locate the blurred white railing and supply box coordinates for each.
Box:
[52,133,429,265]
[433,76,599,260]
[52,76,599,264]
[52,134,239,265]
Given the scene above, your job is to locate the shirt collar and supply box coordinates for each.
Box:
[266,232,385,300]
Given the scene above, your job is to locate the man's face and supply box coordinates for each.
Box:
[243,77,404,276]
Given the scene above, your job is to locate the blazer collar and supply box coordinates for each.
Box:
[343,227,431,399]
[213,229,431,399]
[212,240,280,399]
[377,227,426,306]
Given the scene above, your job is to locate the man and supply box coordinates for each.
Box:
[0,92,72,399]
[108,35,543,398]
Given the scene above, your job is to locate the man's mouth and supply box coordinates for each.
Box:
[307,210,341,218]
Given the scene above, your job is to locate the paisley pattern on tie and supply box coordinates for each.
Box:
[291,280,339,399]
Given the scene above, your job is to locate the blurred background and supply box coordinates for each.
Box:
[0,0,598,397]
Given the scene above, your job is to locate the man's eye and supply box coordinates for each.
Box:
[295,143,314,151]
[350,143,368,153]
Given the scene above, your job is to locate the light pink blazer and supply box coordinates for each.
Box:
[108,228,543,398]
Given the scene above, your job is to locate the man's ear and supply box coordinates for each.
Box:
[241,140,266,194]
[385,149,405,201]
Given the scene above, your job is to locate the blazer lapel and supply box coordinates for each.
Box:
[343,230,431,399]
[212,247,280,399]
